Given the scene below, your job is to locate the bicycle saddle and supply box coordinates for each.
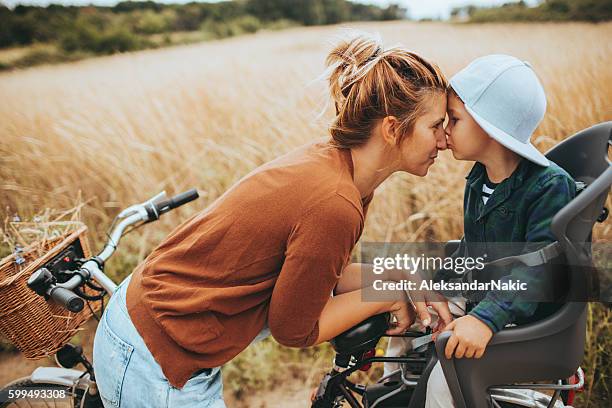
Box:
[330,313,390,355]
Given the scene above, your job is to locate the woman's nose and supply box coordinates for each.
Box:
[436,129,448,150]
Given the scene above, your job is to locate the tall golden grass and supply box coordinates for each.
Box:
[1,21,611,406]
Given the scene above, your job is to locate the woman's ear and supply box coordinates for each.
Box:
[381,116,400,146]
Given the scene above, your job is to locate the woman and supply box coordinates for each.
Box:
[93,32,452,407]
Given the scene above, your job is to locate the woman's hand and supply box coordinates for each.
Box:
[385,299,416,335]
[404,273,453,331]
[412,295,453,330]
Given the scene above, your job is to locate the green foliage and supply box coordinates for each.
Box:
[264,18,299,31]
[173,4,205,31]
[10,48,70,67]
[96,28,144,54]
[453,0,612,23]
[0,0,405,68]
[58,21,99,53]
[47,12,147,60]
[244,0,405,25]
[112,0,163,13]
[234,15,262,33]
[201,15,262,40]
[134,10,170,34]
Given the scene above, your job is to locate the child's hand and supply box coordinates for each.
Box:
[443,315,493,359]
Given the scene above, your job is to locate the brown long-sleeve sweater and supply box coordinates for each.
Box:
[126,138,373,388]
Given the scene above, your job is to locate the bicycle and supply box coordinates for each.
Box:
[0,188,200,408]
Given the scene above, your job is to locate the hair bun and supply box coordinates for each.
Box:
[326,31,385,103]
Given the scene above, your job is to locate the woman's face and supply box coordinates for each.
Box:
[397,92,448,176]
[445,92,491,161]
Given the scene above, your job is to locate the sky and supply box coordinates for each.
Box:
[1,0,540,20]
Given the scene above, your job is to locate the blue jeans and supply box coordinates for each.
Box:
[94,275,268,408]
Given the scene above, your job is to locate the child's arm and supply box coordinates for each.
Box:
[444,173,576,359]
[468,173,576,333]
[443,315,493,359]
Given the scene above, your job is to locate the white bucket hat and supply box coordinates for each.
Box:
[450,54,549,167]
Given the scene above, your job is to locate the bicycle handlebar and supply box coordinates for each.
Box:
[98,188,200,262]
[29,187,201,311]
[28,268,85,312]
[154,188,199,216]
[146,188,200,221]
[49,286,84,313]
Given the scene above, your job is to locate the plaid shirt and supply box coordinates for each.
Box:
[456,158,576,333]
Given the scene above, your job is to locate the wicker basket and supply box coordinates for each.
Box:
[0,222,101,359]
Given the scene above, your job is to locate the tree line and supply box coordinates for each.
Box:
[0,0,405,54]
[452,0,612,23]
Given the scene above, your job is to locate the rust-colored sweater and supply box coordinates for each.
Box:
[126,139,373,388]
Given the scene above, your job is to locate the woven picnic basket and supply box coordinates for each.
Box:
[0,222,101,359]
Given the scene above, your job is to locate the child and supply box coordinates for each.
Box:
[386,55,576,408]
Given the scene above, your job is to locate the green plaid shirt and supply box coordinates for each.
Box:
[458,158,576,333]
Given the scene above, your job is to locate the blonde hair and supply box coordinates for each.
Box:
[326,31,448,148]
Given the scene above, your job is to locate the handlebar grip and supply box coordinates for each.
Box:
[169,188,199,209]
[49,286,84,313]
[154,188,199,216]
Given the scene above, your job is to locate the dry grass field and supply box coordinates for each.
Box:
[1,21,611,407]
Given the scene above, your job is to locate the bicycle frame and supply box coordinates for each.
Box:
[314,336,585,408]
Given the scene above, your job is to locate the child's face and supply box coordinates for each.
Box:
[445,93,492,162]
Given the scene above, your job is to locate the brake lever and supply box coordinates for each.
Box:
[411,333,434,351]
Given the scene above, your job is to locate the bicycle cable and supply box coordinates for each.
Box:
[85,280,104,292]
[85,300,99,322]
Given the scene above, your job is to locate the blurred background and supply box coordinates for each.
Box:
[0,0,611,69]
[0,0,611,406]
